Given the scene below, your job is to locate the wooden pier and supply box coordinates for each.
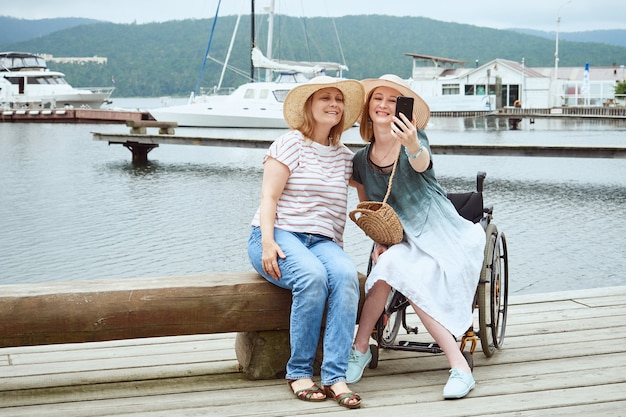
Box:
[492,106,626,120]
[1,285,625,416]
[92,129,626,163]
[1,108,150,124]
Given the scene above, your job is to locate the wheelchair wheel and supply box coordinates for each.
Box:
[478,223,509,357]
[375,289,404,348]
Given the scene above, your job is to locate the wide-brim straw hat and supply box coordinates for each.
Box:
[360,74,431,130]
[283,76,364,131]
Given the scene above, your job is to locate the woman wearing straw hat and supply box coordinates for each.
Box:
[346,74,486,400]
[247,76,364,409]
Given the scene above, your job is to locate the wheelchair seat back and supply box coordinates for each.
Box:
[446,172,488,225]
[447,191,484,224]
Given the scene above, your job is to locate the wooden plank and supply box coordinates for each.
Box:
[503,305,626,326]
[509,285,626,305]
[125,120,177,128]
[489,401,626,417]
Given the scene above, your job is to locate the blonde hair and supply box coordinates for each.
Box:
[296,92,346,146]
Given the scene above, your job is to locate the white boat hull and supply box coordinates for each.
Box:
[151,105,289,128]
[150,81,298,129]
[7,90,114,110]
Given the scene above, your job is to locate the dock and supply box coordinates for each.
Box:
[92,130,626,163]
[1,285,625,416]
[1,108,150,124]
[490,106,626,120]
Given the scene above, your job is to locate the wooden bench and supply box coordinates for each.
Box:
[0,272,367,380]
[125,120,178,135]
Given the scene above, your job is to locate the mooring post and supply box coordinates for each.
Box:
[123,142,158,164]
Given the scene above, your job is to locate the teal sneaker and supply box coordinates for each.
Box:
[442,368,475,399]
[346,346,372,384]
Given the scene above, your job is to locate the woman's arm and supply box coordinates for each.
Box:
[349,178,368,202]
[393,113,430,173]
[259,157,290,279]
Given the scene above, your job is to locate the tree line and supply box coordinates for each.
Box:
[5,15,626,98]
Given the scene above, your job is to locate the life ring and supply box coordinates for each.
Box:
[513,99,522,108]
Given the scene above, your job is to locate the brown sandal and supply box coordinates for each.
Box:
[323,385,361,409]
[288,380,326,402]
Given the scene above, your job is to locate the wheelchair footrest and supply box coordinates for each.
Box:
[385,341,443,354]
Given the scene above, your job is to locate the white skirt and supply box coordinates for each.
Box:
[365,220,486,338]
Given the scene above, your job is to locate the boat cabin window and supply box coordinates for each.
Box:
[244,89,256,99]
[442,84,460,96]
[259,90,269,99]
[23,57,43,68]
[274,90,291,103]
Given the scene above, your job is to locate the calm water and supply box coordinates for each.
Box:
[1,102,625,296]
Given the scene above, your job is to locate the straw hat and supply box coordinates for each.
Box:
[283,76,364,131]
[360,74,430,130]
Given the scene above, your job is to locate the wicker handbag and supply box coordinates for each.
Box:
[349,152,404,246]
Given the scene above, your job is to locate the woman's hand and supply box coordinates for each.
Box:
[262,240,285,280]
[391,112,429,172]
[371,242,389,263]
[391,112,420,154]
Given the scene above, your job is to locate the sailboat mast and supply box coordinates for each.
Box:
[250,0,255,82]
[265,0,275,82]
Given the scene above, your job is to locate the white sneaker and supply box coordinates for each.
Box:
[345,346,372,384]
[442,368,475,399]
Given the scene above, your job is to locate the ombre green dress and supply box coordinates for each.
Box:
[352,132,485,338]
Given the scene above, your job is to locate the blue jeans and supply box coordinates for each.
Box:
[247,226,359,386]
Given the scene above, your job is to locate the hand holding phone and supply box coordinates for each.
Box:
[394,95,414,130]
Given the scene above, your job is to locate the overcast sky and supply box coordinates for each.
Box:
[2,0,625,32]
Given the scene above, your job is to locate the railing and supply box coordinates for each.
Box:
[501,107,626,117]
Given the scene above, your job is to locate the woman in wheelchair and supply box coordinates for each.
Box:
[347,75,486,399]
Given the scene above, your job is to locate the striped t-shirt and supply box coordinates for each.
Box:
[251,130,354,246]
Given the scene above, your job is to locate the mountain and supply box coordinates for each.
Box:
[511,28,626,48]
[0,16,102,46]
[2,16,625,98]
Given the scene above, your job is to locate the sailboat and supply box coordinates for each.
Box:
[149,0,348,129]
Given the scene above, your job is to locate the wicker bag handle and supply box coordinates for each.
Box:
[382,149,400,203]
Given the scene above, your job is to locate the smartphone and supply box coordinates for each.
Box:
[394,96,414,129]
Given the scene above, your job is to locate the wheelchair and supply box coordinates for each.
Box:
[367,171,509,370]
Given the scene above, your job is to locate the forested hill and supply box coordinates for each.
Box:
[2,15,625,98]
[0,17,100,45]
[512,28,626,48]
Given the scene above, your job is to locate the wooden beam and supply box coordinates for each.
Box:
[0,272,367,348]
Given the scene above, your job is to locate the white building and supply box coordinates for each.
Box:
[405,53,625,112]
